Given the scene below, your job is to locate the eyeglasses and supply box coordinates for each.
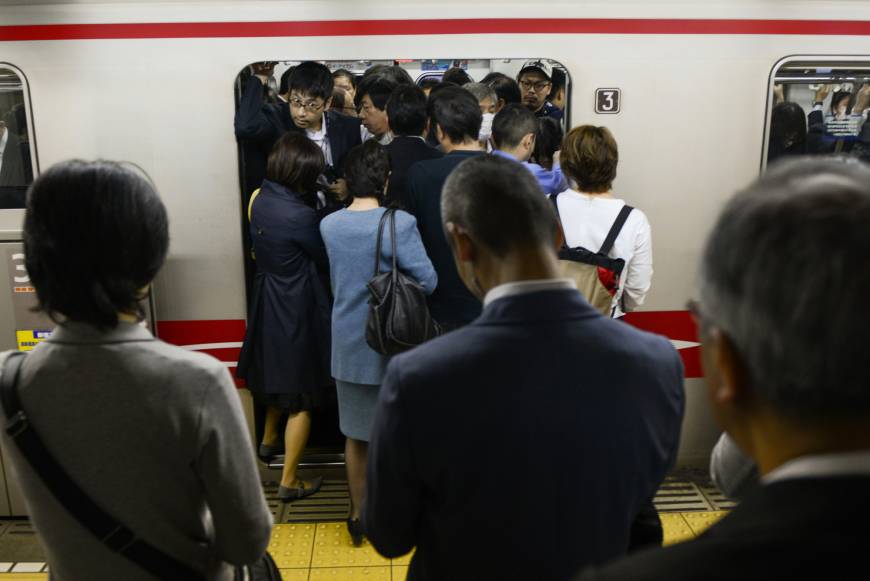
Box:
[289,97,325,113]
[519,80,551,92]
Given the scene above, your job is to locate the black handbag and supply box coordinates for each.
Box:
[0,351,282,581]
[365,208,440,355]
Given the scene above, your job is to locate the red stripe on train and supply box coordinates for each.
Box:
[155,311,703,379]
[2,18,870,42]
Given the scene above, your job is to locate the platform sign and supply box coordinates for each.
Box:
[595,88,621,114]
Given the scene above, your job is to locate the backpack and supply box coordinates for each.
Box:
[550,193,633,317]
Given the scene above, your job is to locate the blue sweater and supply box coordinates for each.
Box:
[320,207,437,385]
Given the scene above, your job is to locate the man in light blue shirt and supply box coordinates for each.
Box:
[491,103,568,195]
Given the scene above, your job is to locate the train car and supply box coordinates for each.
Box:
[0,0,868,517]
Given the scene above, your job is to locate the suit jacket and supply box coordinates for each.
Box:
[577,475,870,581]
[234,77,362,197]
[405,150,486,326]
[364,289,685,581]
[384,135,443,209]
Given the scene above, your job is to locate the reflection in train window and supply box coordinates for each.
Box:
[766,58,870,167]
[0,65,35,209]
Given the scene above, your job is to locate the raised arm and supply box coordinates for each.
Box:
[234,64,279,143]
[195,364,272,565]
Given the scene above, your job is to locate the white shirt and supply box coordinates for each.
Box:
[551,190,653,318]
[764,451,870,484]
[360,125,393,145]
[306,114,333,167]
[483,278,576,308]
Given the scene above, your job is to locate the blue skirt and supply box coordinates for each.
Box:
[335,380,380,441]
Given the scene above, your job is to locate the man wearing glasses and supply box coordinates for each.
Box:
[517,60,564,121]
[235,61,361,202]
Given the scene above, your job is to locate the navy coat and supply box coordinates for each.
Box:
[365,288,685,580]
[237,180,332,394]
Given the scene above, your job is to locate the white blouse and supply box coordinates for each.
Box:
[551,190,653,318]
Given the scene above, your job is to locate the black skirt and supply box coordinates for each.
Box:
[248,384,335,414]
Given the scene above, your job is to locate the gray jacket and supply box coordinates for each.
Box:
[0,322,272,580]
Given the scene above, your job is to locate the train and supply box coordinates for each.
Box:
[0,0,868,516]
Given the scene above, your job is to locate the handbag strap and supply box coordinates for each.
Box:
[373,208,392,277]
[598,204,634,255]
[388,209,398,281]
[549,193,569,250]
[0,352,206,581]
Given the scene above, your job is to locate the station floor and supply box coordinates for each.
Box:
[0,470,731,580]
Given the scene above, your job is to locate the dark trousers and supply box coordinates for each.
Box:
[627,501,663,552]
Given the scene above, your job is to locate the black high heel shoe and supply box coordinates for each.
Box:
[346,517,364,547]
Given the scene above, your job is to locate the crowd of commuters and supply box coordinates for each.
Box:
[3,58,869,580]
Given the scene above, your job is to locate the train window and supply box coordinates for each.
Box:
[0,65,35,209]
[765,57,870,168]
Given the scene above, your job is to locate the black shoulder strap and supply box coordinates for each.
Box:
[549,193,569,250]
[0,352,206,581]
[599,205,633,255]
[373,209,391,276]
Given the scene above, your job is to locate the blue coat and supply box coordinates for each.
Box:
[365,288,685,580]
[236,180,332,394]
[320,207,437,386]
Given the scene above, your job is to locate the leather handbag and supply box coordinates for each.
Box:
[0,352,282,581]
[365,209,440,355]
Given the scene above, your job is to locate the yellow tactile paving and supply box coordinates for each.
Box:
[660,512,696,546]
[393,564,409,580]
[309,566,391,580]
[0,576,46,580]
[268,523,316,569]
[310,523,390,568]
[280,569,310,581]
[682,510,728,536]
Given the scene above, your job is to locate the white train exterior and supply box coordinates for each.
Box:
[1,1,869,503]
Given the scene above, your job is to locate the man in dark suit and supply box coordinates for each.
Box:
[579,158,870,581]
[405,86,486,328]
[383,84,443,209]
[364,155,685,581]
[234,61,361,202]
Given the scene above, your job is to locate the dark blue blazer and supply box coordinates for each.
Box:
[364,289,685,581]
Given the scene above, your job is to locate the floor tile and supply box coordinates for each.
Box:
[268,523,316,569]
[280,569,310,581]
[311,523,390,568]
[660,513,695,546]
[392,565,408,580]
[309,567,390,580]
[681,511,728,536]
[390,549,414,566]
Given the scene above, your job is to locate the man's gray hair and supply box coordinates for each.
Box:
[464,82,497,106]
[699,157,870,418]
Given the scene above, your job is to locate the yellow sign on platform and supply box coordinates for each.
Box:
[16,329,52,351]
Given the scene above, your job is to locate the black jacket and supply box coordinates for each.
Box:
[405,150,485,327]
[578,475,870,581]
[365,289,685,581]
[384,135,443,209]
[234,77,362,198]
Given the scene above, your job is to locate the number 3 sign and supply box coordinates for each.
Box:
[595,88,621,114]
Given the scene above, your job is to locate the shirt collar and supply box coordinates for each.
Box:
[483,278,577,308]
[492,149,519,162]
[763,450,870,485]
[47,321,155,344]
[306,114,328,140]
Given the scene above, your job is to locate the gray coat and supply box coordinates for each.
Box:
[0,322,272,580]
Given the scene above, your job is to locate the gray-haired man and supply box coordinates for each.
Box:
[579,158,870,581]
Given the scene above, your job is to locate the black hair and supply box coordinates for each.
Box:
[343,140,390,200]
[767,102,807,163]
[332,68,357,88]
[442,155,558,257]
[485,74,522,107]
[386,84,428,136]
[23,160,169,329]
[266,132,325,206]
[533,117,564,170]
[830,90,853,116]
[363,64,414,86]
[492,103,538,150]
[548,68,566,98]
[419,77,441,91]
[442,67,473,86]
[288,61,334,102]
[355,75,399,111]
[279,67,294,95]
[427,86,482,144]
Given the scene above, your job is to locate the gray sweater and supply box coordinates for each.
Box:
[0,322,272,580]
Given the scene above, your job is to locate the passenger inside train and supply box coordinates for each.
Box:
[4,54,870,581]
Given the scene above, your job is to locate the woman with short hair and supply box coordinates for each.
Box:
[237,131,333,501]
[2,159,272,580]
[555,125,653,318]
[320,140,436,545]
